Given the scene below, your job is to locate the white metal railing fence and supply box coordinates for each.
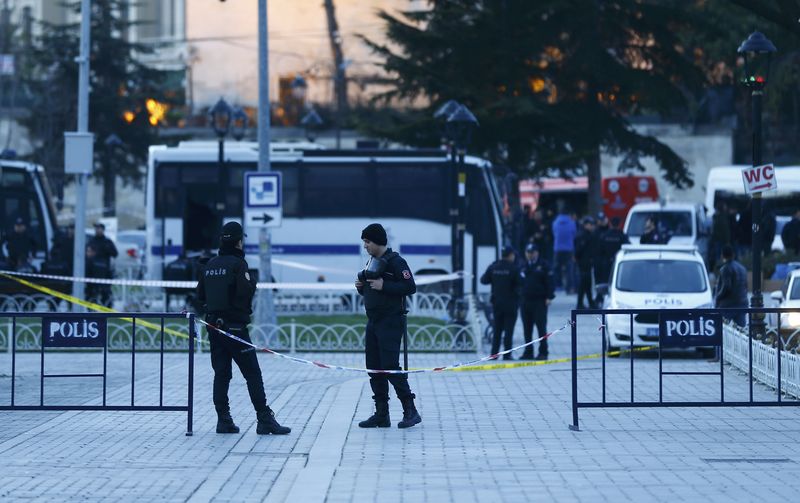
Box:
[0,318,477,353]
[723,323,800,400]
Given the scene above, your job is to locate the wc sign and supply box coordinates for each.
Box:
[659,312,722,348]
[741,164,778,194]
[41,316,107,348]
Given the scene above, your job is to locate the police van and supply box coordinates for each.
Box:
[599,244,713,352]
[623,202,711,261]
[0,160,59,272]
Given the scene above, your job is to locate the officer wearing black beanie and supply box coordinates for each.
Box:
[197,221,290,435]
[355,223,421,429]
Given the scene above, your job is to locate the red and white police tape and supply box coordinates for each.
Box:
[0,269,465,290]
[193,316,573,374]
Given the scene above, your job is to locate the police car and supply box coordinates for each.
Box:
[770,268,800,337]
[600,244,713,351]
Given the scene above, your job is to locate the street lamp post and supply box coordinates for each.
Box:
[209,97,232,169]
[738,31,776,337]
[300,108,323,142]
[445,104,479,310]
[434,100,462,300]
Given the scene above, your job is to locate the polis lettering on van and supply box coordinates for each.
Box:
[643,297,682,306]
[41,316,107,348]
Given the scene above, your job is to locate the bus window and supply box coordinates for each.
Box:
[374,165,447,222]
[466,169,494,245]
[1,170,25,187]
[155,164,181,217]
[0,173,46,252]
[302,165,370,217]
[274,165,300,217]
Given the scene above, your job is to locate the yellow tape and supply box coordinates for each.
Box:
[0,273,196,343]
[448,346,655,372]
[3,272,657,371]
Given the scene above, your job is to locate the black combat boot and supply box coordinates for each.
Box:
[358,401,390,428]
[397,396,421,429]
[256,407,291,435]
[216,412,240,434]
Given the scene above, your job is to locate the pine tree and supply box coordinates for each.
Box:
[362,0,707,214]
[21,0,180,214]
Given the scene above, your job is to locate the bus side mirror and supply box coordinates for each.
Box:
[770,290,783,302]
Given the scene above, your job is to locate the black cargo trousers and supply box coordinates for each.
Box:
[208,321,268,416]
[365,312,413,403]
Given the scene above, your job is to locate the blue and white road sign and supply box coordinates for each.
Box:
[244,172,282,228]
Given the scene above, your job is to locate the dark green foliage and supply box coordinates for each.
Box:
[21,0,180,205]
[360,0,711,212]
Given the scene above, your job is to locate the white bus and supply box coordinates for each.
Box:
[145,142,504,292]
[0,160,59,271]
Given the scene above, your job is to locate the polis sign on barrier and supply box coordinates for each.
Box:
[42,316,107,348]
[658,312,722,348]
[741,163,777,194]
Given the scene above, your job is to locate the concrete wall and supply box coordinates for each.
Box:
[601,124,733,206]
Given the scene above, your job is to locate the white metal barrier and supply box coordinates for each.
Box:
[723,323,800,399]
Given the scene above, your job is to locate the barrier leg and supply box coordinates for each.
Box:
[186,315,195,436]
[569,311,579,431]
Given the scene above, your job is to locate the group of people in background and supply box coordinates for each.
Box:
[515,206,630,309]
[0,219,117,307]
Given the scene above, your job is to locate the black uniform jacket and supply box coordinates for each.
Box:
[356,249,417,318]
[574,230,598,271]
[714,259,748,308]
[521,258,555,301]
[196,246,256,324]
[480,259,521,308]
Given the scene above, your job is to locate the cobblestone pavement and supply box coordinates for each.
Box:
[1,295,799,502]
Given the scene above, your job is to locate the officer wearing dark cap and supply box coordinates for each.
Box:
[355,223,421,429]
[480,245,521,359]
[196,221,290,435]
[519,243,555,360]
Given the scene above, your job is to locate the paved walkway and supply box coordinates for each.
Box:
[1,295,799,502]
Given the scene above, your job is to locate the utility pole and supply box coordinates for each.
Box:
[70,0,92,310]
[256,0,276,328]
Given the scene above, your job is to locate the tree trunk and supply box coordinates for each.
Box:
[585,148,602,217]
[324,0,348,147]
[102,165,115,217]
[323,0,347,112]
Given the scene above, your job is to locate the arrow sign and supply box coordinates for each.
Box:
[244,172,282,228]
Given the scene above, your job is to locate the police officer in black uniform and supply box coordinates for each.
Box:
[595,216,629,305]
[4,217,37,270]
[640,216,670,244]
[196,221,290,435]
[519,243,555,360]
[480,246,521,359]
[355,223,421,429]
